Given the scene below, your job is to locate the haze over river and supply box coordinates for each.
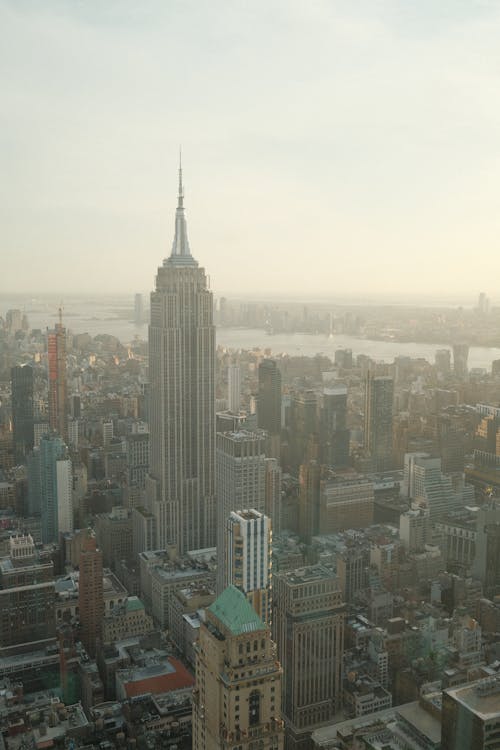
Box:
[2,295,500,371]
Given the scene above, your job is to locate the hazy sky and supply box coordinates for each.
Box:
[1,0,500,299]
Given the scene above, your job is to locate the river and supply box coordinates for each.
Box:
[2,295,500,370]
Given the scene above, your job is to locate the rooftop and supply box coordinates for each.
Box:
[446,675,500,719]
[126,596,145,613]
[230,509,265,522]
[279,564,336,586]
[119,657,194,698]
[208,585,266,636]
[221,429,268,442]
[152,564,212,582]
[395,701,441,745]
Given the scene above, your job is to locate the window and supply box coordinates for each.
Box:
[249,690,260,726]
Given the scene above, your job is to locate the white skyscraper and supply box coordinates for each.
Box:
[227,364,241,413]
[146,162,216,554]
[102,421,114,447]
[403,453,454,519]
[224,509,272,623]
[216,429,267,590]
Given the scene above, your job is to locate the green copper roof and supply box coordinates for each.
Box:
[126,596,145,612]
[208,585,266,635]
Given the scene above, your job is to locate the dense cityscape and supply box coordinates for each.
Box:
[1,163,500,750]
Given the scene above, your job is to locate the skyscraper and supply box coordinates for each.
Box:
[47,311,68,440]
[435,348,451,376]
[192,585,284,750]
[265,456,282,533]
[216,430,267,591]
[453,343,469,378]
[224,509,272,623]
[273,565,345,749]
[298,459,321,544]
[11,364,34,464]
[320,386,350,469]
[147,163,215,554]
[227,363,241,413]
[403,453,454,520]
[127,432,150,490]
[258,360,282,432]
[38,433,73,544]
[78,534,104,658]
[472,503,500,597]
[364,373,394,472]
[134,293,143,325]
[27,447,42,516]
[289,390,318,471]
[258,359,282,458]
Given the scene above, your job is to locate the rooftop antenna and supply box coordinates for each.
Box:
[178,146,184,206]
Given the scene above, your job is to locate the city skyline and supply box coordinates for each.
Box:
[2,1,500,297]
[4,5,500,749]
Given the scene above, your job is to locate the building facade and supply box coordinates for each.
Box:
[442,675,500,749]
[272,565,345,749]
[192,585,284,750]
[258,359,282,434]
[147,165,215,554]
[227,364,241,413]
[78,535,104,657]
[319,474,374,533]
[320,386,350,469]
[0,534,55,649]
[94,507,133,570]
[403,453,455,519]
[47,314,68,439]
[364,374,394,472]
[38,433,72,544]
[216,430,267,590]
[224,509,272,624]
[11,364,35,464]
[127,432,149,489]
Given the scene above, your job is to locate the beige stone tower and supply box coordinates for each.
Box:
[193,585,284,750]
[147,161,216,553]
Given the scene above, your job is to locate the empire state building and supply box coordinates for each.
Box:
[146,163,215,554]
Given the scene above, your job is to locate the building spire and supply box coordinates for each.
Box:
[165,150,198,267]
[178,147,184,208]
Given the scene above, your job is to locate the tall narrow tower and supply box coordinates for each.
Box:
[11,364,35,463]
[224,509,272,624]
[227,363,241,413]
[38,432,72,544]
[216,430,267,591]
[47,309,67,440]
[364,373,394,472]
[258,359,282,459]
[78,534,103,658]
[147,161,216,553]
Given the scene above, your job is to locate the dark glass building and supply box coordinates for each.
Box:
[11,364,34,464]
